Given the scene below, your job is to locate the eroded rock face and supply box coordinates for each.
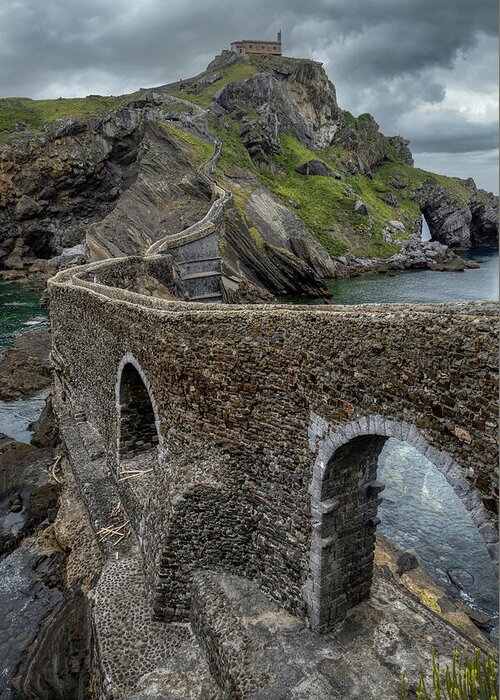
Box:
[0,95,213,268]
[222,207,331,299]
[221,188,335,299]
[415,180,499,249]
[214,59,340,164]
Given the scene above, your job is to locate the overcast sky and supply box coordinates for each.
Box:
[1,0,498,192]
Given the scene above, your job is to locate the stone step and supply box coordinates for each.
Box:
[178,257,221,276]
[188,293,223,303]
[181,270,222,281]
[178,256,221,265]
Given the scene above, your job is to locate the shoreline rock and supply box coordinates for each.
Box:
[0,329,51,401]
[331,240,480,279]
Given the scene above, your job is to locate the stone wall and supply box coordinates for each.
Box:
[48,259,499,627]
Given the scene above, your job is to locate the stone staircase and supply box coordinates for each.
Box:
[145,126,230,304]
[174,236,223,303]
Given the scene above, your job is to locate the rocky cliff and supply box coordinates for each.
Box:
[0,52,497,297]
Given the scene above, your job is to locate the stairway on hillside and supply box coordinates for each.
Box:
[173,230,223,303]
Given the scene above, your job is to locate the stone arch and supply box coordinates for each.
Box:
[115,352,163,473]
[304,413,498,633]
[151,482,253,622]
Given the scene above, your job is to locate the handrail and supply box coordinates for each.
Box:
[145,136,232,256]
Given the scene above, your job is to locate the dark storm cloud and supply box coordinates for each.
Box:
[1,0,496,94]
[406,118,499,154]
[0,0,497,187]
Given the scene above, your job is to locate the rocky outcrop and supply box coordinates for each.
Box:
[415,179,498,249]
[0,433,57,556]
[220,187,336,299]
[0,114,134,266]
[213,57,340,165]
[222,207,331,299]
[30,394,59,448]
[331,240,478,277]
[0,95,213,268]
[0,329,51,401]
[334,112,414,174]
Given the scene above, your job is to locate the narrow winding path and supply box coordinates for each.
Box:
[145,101,232,303]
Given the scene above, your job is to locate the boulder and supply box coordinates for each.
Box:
[295,160,341,178]
[15,195,42,221]
[378,192,398,207]
[354,200,368,216]
[396,551,419,576]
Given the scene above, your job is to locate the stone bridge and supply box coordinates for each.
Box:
[48,256,498,633]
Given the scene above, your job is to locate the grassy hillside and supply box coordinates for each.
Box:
[172,62,258,107]
[161,123,214,167]
[0,55,475,262]
[0,91,144,144]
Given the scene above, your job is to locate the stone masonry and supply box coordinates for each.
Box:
[48,256,499,635]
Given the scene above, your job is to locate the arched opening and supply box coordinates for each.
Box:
[117,360,160,468]
[306,424,498,634]
[307,435,388,632]
[151,483,253,622]
[421,213,432,241]
[378,438,499,623]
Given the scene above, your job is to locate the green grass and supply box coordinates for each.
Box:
[0,92,143,143]
[400,649,498,700]
[161,123,214,167]
[172,62,258,107]
[249,226,266,252]
[216,119,257,173]
[258,134,417,258]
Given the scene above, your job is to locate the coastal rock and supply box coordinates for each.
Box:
[222,207,331,299]
[219,186,336,298]
[468,188,499,248]
[0,433,58,556]
[415,180,498,249]
[0,329,51,401]
[396,551,419,576]
[447,568,475,591]
[10,583,92,700]
[331,240,474,277]
[30,394,59,448]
